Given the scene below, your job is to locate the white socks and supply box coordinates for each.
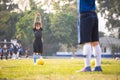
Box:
[83,43,102,67]
[92,44,102,67]
[83,43,91,67]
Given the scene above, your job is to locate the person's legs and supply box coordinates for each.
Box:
[5,52,8,60]
[37,53,42,58]
[0,54,3,60]
[81,43,92,72]
[77,43,92,72]
[77,12,94,72]
[16,52,19,59]
[33,53,43,65]
[33,41,38,64]
[33,53,37,64]
[77,12,100,72]
[91,42,102,71]
[83,43,92,68]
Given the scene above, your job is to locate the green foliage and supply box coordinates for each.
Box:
[50,12,77,45]
[0,12,19,40]
[15,0,78,54]
[97,0,120,38]
[16,11,36,47]
[0,11,9,40]
[15,0,44,48]
[99,31,105,37]
[0,0,18,40]
[0,0,18,11]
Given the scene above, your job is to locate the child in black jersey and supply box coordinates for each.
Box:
[33,13,43,65]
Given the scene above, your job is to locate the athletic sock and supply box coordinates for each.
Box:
[33,53,37,64]
[37,53,42,59]
[83,43,92,67]
[92,44,102,67]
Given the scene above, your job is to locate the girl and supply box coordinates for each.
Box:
[33,13,43,65]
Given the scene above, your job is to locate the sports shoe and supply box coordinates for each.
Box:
[92,66,102,72]
[76,66,91,72]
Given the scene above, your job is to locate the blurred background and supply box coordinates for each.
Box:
[0,0,120,57]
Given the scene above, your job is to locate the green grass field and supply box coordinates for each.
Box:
[0,58,120,80]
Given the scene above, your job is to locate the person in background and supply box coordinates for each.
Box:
[33,12,43,65]
[0,45,3,60]
[25,48,30,58]
[2,45,8,60]
[9,44,14,59]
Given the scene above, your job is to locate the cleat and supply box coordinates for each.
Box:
[76,66,91,72]
[92,66,102,71]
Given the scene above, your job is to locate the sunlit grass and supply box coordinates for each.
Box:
[0,58,120,80]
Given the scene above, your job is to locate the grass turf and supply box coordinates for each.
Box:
[0,58,120,80]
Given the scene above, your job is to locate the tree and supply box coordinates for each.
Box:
[99,31,105,37]
[0,0,18,40]
[15,0,78,55]
[0,11,10,40]
[15,0,45,50]
[97,0,120,38]
[16,11,34,46]
[0,0,18,12]
[49,12,77,46]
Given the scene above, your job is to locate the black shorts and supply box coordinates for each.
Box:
[78,11,99,44]
[33,39,43,53]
